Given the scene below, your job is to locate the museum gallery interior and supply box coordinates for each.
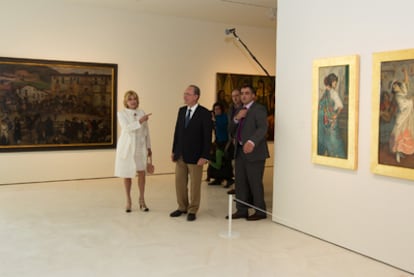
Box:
[0,0,413,276]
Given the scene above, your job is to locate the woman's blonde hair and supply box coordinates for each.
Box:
[123,90,139,108]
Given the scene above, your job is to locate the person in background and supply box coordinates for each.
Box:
[207,142,234,186]
[227,84,269,221]
[114,90,152,213]
[208,102,234,186]
[226,88,242,193]
[170,85,213,222]
[212,102,228,149]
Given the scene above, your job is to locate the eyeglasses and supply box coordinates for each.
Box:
[184,93,196,96]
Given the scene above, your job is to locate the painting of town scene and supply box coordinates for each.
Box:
[0,57,117,152]
[216,72,275,140]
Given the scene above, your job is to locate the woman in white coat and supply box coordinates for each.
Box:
[115,90,152,212]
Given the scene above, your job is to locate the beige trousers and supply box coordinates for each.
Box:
[175,158,203,214]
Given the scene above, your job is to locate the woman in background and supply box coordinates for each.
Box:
[212,102,229,149]
[207,142,234,187]
[209,102,234,186]
[115,90,152,212]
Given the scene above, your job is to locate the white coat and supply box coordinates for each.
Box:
[114,108,151,178]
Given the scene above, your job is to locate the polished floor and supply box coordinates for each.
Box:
[0,167,411,277]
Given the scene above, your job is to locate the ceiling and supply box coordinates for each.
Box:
[65,0,277,29]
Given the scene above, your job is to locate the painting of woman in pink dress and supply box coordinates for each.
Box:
[389,68,414,163]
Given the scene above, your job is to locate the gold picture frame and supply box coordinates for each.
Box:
[0,56,117,152]
[371,49,414,180]
[312,55,359,170]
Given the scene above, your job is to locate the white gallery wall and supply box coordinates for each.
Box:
[0,0,275,184]
[274,0,414,273]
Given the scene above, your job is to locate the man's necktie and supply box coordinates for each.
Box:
[236,107,247,143]
[185,108,191,127]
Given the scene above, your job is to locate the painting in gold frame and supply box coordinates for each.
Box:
[0,56,117,152]
[312,55,359,170]
[371,49,414,180]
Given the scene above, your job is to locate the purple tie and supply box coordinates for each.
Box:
[236,107,247,143]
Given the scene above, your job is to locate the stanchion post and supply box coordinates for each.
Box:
[220,193,239,238]
[228,194,233,237]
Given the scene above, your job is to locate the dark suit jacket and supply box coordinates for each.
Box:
[172,105,213,164]
[237,102,269,161]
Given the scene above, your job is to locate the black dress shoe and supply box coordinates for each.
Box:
[187,213,196,221]
[225,211,248,219]
[224,179,234,188]
[227,189,235,195]
[246,213,267,221]
[170,210,187,217]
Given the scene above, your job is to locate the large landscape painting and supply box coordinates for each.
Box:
[0,57,117,152]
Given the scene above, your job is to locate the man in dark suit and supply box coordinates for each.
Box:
[227,84,269,221]
[170,85,213,221]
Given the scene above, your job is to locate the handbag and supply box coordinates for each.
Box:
[146,156,155,174]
